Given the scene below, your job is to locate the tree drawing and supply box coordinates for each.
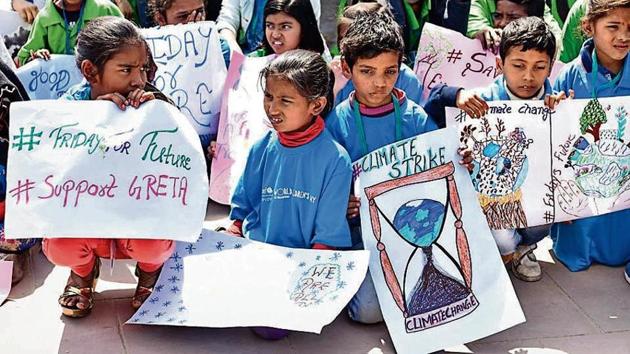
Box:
[616,106,627,142]
[580,99,607,141]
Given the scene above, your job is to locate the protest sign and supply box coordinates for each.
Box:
[16,55,82,99]
[142,22,228,147]
[446,96,630,228]
[5,100,208,241]
[128,227,369,333]
[209,52,274,204]
[355,128,524,354]
[413,24,564,104]
[0,10,30,60]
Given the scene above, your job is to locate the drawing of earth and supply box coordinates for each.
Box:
[393,199,445,248]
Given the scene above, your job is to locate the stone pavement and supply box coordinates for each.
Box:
[1,201,630,354]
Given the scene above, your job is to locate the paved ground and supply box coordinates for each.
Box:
[1,201,630,354]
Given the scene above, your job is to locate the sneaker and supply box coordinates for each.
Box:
[511,244,542,282]
[625,263,630,286]
[0,250,28,285]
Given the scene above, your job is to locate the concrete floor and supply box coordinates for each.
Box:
[2,201,630,354]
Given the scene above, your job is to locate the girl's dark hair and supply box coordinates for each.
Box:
[260,49,334,117]
[584,0,630,23]
[499,16,556,61]
[499,0,545,17]
[149,0,175,20]
[340,12,405,69]
[75,16,147,72]
[261,0,325,55]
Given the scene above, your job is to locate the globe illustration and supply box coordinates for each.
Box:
[393,199,446,248]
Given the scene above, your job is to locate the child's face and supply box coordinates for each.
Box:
[498,46,551,99]
[588,8,630,69]
[156,0,205,25]
[87,44,149,99]
[263,76,324,133]
[342,51,400,107]
[265,12,301,54]
[493,0,527,29]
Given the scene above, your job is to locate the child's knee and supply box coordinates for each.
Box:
[43,238,89,266]
[347,272,384,324]
[121,239,174,263]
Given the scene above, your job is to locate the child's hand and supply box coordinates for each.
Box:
[544,91,570,110]
[456,89,489,118]
[114,0,134,20]
[347,195,360,219]
[476,28,502,53]
[206,141,217,160]
[29,49,51,61]
[225,220,244,237]
[457,147,474,173]
[96,92,128,110]
[184,8,204,24]
[127,89,155,108]
[12,0,39,24]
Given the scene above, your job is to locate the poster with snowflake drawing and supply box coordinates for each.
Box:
[354,128,524,354]
[127,226,369,333]
[446,102,554,229]
[551,96,630,222]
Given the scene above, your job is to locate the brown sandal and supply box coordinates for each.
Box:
[59,258,100,318]
[131,266,163,310]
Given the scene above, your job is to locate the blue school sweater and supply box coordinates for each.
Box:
[335,63,423,106]
[326,88,438,162]
[551,38,630,271]
[477,76,554,101]
[229,129,353,249]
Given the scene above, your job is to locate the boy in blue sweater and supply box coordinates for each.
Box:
[326,12,438,324]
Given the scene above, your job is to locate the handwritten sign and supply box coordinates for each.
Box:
[446,97,630,227]
[209,52,274,204]
[142,22,228,147]
[16,55,82,99]
[414,24,564,104]
[355,128,524,353]
[127,227,369,333]
[5,100,208,241]
[0,10,30,60]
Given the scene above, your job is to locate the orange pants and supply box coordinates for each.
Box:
[43,238,174,277]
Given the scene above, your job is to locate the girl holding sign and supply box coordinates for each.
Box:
[43,16,175,318]
[552,0,630,281]
[227,49,353,339]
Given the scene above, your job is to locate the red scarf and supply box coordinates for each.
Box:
[277,116,325,147]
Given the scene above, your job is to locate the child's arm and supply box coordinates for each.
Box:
[12,0,39,24]
[456,89,489,118]
[16,14,50,66]
[312,160,354,249]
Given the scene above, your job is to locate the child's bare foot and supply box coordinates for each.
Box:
[58,260,100,318]
[131,266,163,309]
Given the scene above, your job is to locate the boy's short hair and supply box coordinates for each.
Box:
[499,16,556,61]
[340,12,405,69]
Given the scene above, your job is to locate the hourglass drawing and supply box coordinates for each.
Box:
[364,162,478,333]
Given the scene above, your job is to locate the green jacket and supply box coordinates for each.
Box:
[549,0,577,27]
[558,0,586,64]
[466,0,563,55]
[18,0,122,66]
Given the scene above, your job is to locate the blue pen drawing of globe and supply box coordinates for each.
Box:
[393,199,445,247]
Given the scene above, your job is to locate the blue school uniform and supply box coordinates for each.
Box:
[335,64,424,107]
[326,88,438,162]
[477,75,554,101]
[229,129,353,249]
[551,38,630,271]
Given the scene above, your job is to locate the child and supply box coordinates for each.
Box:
[551,0,630,283]
[333,2,424,106]
[150,0,205,25]
[43,17,175,318]
[467,0,560,52]
[252,0,326,57]
[16,0,122,66]
[470,17,565,282]
[227,49,353,338]
[326,12,438,324]
[0,59,39,285]
[216,0,320,55]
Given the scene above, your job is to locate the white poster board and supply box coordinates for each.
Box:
[142,21,228,146]
[128,227,370,333]
[5,100,208,241]
[355,128,524,353]
[16,55,82,99]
